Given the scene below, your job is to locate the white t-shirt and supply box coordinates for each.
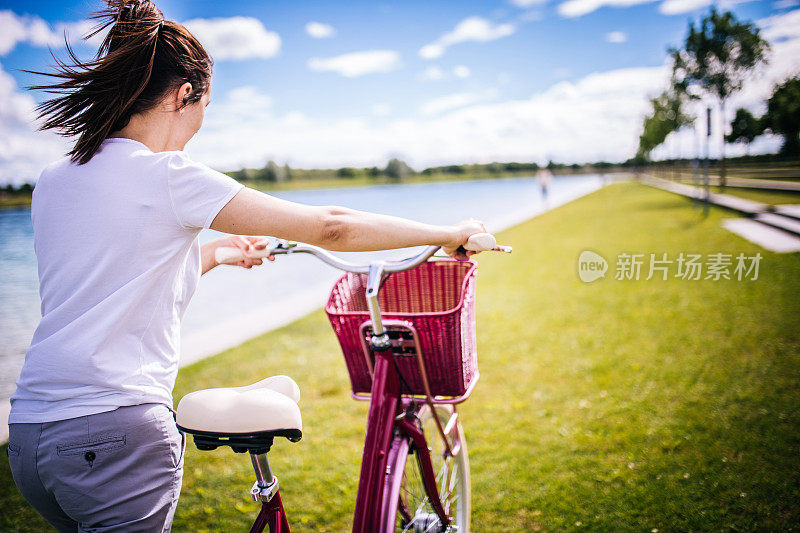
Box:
[9,138,244,424]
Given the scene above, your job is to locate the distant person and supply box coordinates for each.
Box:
[6,1,487,530]
[537,167,553,199]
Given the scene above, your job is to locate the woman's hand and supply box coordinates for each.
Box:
[201,235,274,274]
[442,219,487,261]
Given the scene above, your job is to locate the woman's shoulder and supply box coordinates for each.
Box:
[36,155,75,185]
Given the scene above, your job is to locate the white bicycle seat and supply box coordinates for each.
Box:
[176,375,302,435]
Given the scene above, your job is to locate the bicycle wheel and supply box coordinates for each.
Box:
[383,404,470,532]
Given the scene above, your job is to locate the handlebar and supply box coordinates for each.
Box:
[214,232,511,272]
[214,232,511,340]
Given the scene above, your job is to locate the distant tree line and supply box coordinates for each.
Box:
[1,183,34,194]
[224,158,642,187]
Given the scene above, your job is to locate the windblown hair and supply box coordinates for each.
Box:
[29,0,212,164]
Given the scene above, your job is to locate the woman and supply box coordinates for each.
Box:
[7,1,485,531]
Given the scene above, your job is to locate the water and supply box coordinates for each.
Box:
[0,175,605,402]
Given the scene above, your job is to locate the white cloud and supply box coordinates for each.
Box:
[0,11,28,55]
[0,11,106,56]
[760,7,800,41]
[183,17,280,61]
[308,50,401,77]
[774,0,799,8]
[420,65,472,81]
[605,31,627,43]
[0,61,68,185]
[421,93,486,115]
[305,21,336,38]
[419,16,516,59]
[419,44,446,60]
[453,65,471,78]
[658,0,711,14]
[421,66,446,80]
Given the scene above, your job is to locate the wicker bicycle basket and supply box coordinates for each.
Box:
[325,259,478,398]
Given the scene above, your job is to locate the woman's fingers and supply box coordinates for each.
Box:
[219,235,272,269]
[245,235,269,250]
[231,235,253,258]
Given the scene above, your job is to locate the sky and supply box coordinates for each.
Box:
[0,0,798,184]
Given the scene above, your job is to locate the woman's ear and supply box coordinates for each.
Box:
[174,82,193,113]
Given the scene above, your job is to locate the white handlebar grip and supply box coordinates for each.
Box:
[464,232,497,252]
[215,246,273,265]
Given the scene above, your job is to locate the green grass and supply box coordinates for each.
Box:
[2,182,799,531]
[709,186,800,206]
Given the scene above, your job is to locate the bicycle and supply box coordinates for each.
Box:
[176,233,511,532]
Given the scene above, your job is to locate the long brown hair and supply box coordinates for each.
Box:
[29,0,213,164]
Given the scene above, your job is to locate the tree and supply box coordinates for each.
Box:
[637,89,693,159]
[763,76,800,155]
[670,8,770,186]
[337,167,357,178]
[385,158,411,181]
[486,162,504,174]
[255,161,288,182]
[725,108,763,153]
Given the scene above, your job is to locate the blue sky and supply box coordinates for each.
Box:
[0,0,798,183]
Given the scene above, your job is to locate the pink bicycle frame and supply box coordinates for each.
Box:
[351,345,452,533]
[249,492,290,533]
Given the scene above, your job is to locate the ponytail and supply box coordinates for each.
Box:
[28,0,212,164]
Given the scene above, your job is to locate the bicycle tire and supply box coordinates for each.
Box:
[382,404,471,532]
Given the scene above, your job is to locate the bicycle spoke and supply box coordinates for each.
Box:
[392,407,468,533]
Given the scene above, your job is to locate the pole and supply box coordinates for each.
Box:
[720,100,727,188]
[692,115,699,208]
[703,106,711,217]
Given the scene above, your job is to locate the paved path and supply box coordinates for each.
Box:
[667,173,800,191]
[709,176,800,192]
[642,175,800,251]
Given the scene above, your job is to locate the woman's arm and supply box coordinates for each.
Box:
[209,187,483,255]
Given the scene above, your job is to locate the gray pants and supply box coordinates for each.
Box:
[7,403,185,532]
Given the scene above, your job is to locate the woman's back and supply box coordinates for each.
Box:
[10,137,241,423]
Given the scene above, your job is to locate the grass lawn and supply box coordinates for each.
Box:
[709,185,800,206]
[1,182,798,531]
